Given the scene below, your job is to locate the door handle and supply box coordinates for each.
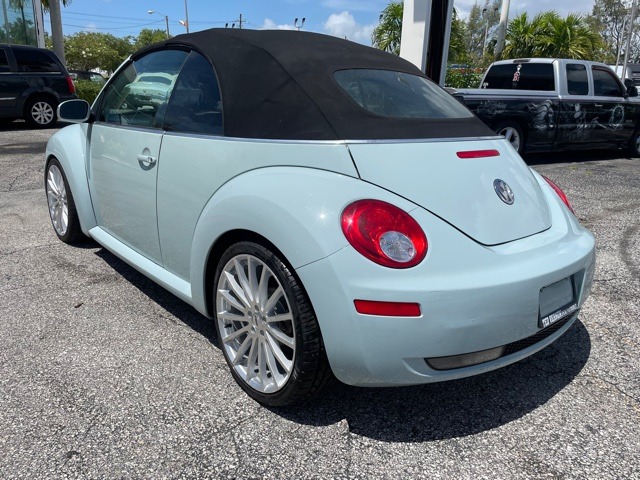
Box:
[594,104,604,107]
[137,154,157,165]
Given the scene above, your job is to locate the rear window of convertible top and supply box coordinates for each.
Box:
[334,69,473,119]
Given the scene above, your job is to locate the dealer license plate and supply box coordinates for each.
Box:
[539,276,578,329]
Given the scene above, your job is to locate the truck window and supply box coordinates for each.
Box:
[483,63,555,91]
[592,67,624,97]
[566,64,589,95]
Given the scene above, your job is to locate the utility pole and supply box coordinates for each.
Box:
[237,13,245,29]
[622,0,638,83]
[494,0,511,59]
[184,0,190,33]
[615,16,627,69]
[48,0,65,65]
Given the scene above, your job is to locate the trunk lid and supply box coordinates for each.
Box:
[348,138,551,245]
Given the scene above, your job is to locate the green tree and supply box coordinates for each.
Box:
[465,1,501,65]
[449,7,467,63]
[135,28,171,49]
[501,11,603,60]
[590,0,636,63]
[64,31,132,73]
[371,1,403,55]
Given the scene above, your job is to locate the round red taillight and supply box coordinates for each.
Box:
[542,175,575,214]
[341,199,428,268]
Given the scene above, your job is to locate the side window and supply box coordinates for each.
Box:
[0,49,10,73]
[566,64,588,95]
[163,51,223,135]
[98,49,188,128]
[592,67,624,97]
[13,48,60,72]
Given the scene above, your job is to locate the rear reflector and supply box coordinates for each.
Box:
[456,149,500,159]
[354,300,421,317]
[426,346,505,370]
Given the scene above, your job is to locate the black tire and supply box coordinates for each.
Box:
[24,96,58,128]
[45,158,84,244]
[627,128,640,158]
[213,241,331,406]
[494,120,525,155]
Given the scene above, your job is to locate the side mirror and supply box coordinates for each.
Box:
[58,99,92,123]
[628,85,638,98]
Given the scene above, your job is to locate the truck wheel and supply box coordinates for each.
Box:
[494,121,524,155]
[627,128,640,158]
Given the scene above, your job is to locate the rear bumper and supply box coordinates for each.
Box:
[297,193,595,386]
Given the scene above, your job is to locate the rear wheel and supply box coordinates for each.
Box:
[494,121,524,154]
[214,241,331,406]
[45,158,83,244]
[25,96,57,128]
[627,128,640,158]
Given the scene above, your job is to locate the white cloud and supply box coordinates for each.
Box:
[454,0,595,20]
[321,0,384,13]
[84,22,98,32]
[323,11,376,44]
[261,18,296,30]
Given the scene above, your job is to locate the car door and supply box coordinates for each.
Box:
[555,62,595,149]
[590,65,635,147]
[88,48,188,264]
[0,46,19,117]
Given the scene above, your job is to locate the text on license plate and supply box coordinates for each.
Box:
[539,276,578,328]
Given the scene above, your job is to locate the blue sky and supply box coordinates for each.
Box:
[45,0,595,46]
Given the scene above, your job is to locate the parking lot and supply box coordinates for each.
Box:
[0,123,638,479]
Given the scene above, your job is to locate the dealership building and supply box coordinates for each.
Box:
[1,0,45,47]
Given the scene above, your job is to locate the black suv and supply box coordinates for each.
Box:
[0,44,77,128]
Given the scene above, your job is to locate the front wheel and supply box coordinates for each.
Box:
[25,96,57,128]
[494,121,525,155]
[45,158,83,243]
[214,241,331,406]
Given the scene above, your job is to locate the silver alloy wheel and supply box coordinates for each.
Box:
[499,126,521,152]
[216,254,296,394]
[31,101,54,125]
[46,164,68,236]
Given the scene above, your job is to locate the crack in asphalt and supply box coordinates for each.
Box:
[0,242,68,257]
[581,374,640,408]
[620,223,640,280]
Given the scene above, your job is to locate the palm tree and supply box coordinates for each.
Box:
[372,1,403,55]
[501,11,604,60]
[537,12,603,59]
[42,0,71,65]
[501,13,539,59]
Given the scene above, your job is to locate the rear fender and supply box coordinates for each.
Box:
[189,167,416,316]
[45,124,97,235]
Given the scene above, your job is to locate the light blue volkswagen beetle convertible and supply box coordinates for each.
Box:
[45,29,595,406]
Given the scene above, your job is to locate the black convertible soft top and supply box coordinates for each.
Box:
[135,28,494,140]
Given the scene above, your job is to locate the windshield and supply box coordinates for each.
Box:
[334,69,473,119]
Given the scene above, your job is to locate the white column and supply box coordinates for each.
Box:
[399,0,432,73]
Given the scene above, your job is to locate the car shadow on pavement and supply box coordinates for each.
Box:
[274,321,590,442]
[93,248,219,344]
[94,246,591,443]
[524,149,626,165]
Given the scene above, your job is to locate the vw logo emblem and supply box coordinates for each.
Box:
[493,179,515,205]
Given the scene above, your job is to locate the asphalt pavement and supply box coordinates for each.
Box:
[0,123,638,479]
